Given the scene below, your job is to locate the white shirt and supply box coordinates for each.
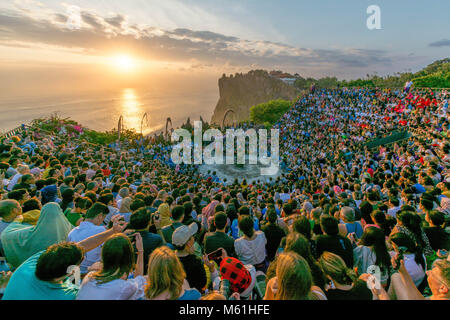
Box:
[104,206,119,225]
[404,253,426,287]
[67,221,106,274]
[387,206,401,218]
[390,251,426,287]
[7,173,22,191]
[279,193,291,202]
[76,272,146,300]
[234,231,267,266]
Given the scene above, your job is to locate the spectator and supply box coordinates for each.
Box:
[1,202,73,269]
[67,202,109,274]
[145,246,201,300]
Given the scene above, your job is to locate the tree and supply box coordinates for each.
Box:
[250,99,292,125]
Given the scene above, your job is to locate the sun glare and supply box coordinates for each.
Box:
[112,55,136,72]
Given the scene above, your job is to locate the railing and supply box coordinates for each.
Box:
[0,124,29,139]
[365,130,412,149]
[0,123,103,148]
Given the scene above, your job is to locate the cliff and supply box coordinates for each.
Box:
[210,70,300,125]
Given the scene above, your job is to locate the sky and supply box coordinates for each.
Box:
[0,0,449,97]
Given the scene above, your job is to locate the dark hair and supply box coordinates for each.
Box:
[60,188,75,211]
[420,198,433,211]
[214,212,228,230]
[359,227,391,269]
[35,243,84,281]
[129,208,151,230]
[238,215,254,238]
[93,234,135,284]
[389,232,425,270]
[63,176,75,185]
[267,208,278,224]
[98,193,114,206]
[215,204,224,213]
[320,215,339,236]
[171,205,185,221]
[238,205,250,216]
[389,197,399,207]
[45,177,57,186]
[282,204,292,216]
[74,197,93,210]
[130,199,146,212]
[85,202,109,219]
[370,210,391,237]
[225,204,237,222]
[20,174,33,184]
[293,216,312,240]
[84,191,97,204]
[35,179,46,190]
[285,232,325,289]
[396,211,424,244]
[22,198,40,212]
[359,201,374,224]
[427,210,445,227]
[144,195,155,207]
[165,196,174,206]
[7,189,26,201]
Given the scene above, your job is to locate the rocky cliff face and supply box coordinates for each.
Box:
[210,70,300,125]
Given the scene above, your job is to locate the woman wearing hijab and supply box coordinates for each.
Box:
[1,202,73,269]
[157,203,172,229]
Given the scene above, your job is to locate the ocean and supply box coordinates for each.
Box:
[0,87,218,136]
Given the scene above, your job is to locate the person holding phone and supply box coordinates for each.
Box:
[76,232,146,300]
[389,253,450,300]
[128,208,164,273]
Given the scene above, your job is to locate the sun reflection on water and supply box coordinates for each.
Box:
[119,88,171,136]
[121,88,142,134]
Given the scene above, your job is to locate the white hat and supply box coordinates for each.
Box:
[172,223,198,247]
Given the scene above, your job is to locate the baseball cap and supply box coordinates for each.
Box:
[172,222,198,247]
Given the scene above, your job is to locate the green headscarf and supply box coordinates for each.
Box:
[1,202,73,269]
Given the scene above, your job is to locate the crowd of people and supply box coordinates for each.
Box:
[0,86,449,300]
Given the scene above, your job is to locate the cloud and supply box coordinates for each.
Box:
[0,8,420,77]
[429,39,450,47]
[104,14,126,28]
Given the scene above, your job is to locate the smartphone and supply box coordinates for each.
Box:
[207,249,222,262]
[394,246,407,270]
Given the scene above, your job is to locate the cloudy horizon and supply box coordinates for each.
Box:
[0,0,449,98]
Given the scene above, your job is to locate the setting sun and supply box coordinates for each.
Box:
[111,55,136,72]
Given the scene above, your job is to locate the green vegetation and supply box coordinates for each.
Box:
[250,99,293,126]
[293,58,450,89]
[29,113,142,146]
